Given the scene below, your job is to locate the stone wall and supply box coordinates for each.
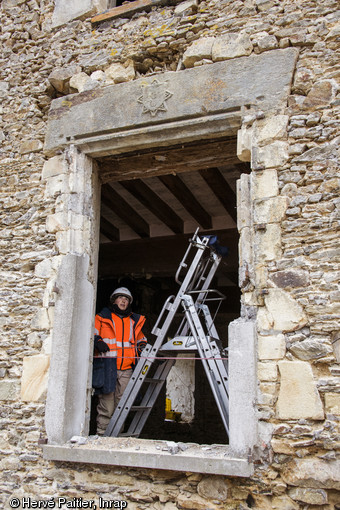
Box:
[0,0,339,509]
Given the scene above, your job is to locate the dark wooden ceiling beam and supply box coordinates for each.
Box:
[98,138,239,183]
[101,184,150,238]
[158,174,212,230]
[120,179,184,234]
[199,168,237,223]
[100,216,120,243]
[98,229,238,278]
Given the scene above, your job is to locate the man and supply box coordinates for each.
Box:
[92,287,147,435]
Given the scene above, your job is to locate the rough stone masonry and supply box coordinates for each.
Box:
[0,0,339,509]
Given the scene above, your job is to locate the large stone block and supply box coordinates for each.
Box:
[288,487,327,505]
[258,361,278,381]
[277,361,324,420]
[212,33,253,61]
[42,156,67,180]
[264,288,308,332]
[21,355,50,402]
[255,224,282,262]
[52,0,107,28]
[258,334,286,360]
[251,169,279,199]
[44,48,298,157]
[255,115,289,143]
[197,476,228,501]
[282,458,340,489]
[182,37,215,67]
[253,141,289,169]
[254,196,288,224]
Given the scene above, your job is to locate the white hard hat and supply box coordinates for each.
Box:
[110,287,133,304]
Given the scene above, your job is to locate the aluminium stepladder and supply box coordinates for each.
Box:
[104,229,230,438]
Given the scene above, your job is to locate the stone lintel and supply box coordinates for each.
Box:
[43,442,253,477]
[44,48,298,156]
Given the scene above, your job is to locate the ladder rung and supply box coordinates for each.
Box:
[119,432,140,437]
[131,405,152,411]
[144,378,164,384]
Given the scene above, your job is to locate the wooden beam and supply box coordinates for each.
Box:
[100,216,120,243]
[98,138,238,183]
[158,174,212,230]
[98,229,238,278]
[101,184,150,238]
[120,179,184,234]
[199,168,237,223]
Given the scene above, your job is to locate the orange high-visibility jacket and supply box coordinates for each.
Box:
[94,307,147,371]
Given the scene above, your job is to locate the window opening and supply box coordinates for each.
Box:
[91,138,250,445]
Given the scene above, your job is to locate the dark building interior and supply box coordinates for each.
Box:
[90,137,250,443]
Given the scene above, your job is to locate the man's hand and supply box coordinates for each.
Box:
[94,335,110,353]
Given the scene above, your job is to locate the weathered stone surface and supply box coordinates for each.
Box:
[258,361,278,381]
[177,493,220,510]
[254,196,288,224]
[212,33,253,61]
[255,115,289,143]
[52,0,107,28]
[174,0,198,17]
[253,141,289,169]
[303,80,338,109]
[42,156,67,179]
[21,355,50,402]
[289,337,333,360]
[197,476,228,501]
[69,72,91,93]
[255,224,282,262]
[19,140,43,154]
[182,37,215,67]
[270,270,310,289]
[48,66,81,94]
[264,288,308,332]
[294,137,339,163]
[0,380,19,401]
[45,48,298,156]
[105,60,135,83]
[324,393,340,414]
[251,169,279,199]
[258,334,286,360]
[277,361,324,420]
[282,459,340,489]
[288,487,328,505]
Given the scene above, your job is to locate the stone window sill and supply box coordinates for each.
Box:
[43,438,253,476]
[91,0,182,24]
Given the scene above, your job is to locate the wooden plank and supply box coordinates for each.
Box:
[199,168,237,223]
[98,229,238,278]
[98,138,238,183]
[100,216,120,243]
[101,184,150,238]
[120,179,184,234]
[158,174,212,230]
[91,0,164,24]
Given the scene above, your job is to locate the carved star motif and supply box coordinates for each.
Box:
[138,78,173,116]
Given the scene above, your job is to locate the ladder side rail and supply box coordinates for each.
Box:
[182,296,229,435]
[125,359,176,437]
[105,344,156,436]
[151,242,209,339]
[174,253,221,338]
[184,299,229,395]
[199,303,229,374]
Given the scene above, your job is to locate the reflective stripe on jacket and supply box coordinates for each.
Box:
[94,307,147,371]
